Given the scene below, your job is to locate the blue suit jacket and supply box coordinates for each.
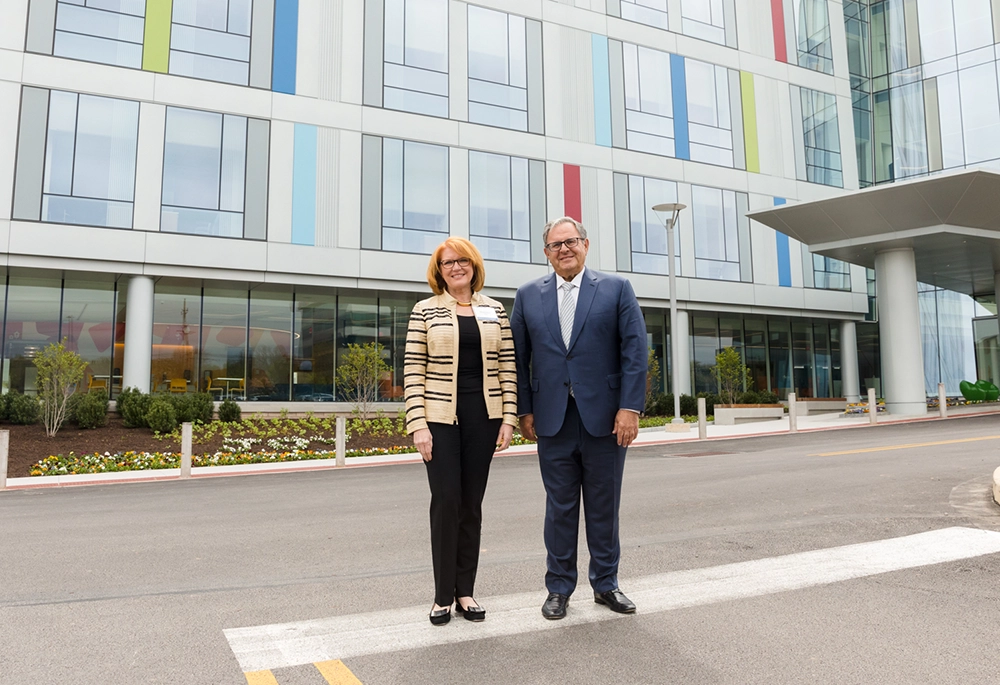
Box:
[510,268,647,438]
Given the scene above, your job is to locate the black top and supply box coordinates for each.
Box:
[456,314,483,394]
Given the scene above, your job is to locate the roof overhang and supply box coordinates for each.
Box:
[747,169,1000,297]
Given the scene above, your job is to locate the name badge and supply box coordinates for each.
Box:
[473,306,498,322]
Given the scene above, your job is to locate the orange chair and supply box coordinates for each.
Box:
[168,378,187,394]
[88,377,107,392]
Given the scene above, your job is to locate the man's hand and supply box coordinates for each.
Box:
[519,414,537,442]
[413,428,433,462]
[612,410,639,447]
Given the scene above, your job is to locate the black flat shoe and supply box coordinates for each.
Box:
[429,606,451,626]
[541,592,569,620]
[594,588,636,614]
[455,600,486,622]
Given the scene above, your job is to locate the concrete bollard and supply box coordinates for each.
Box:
[336,416,346,467]
[868,387,878,425]
[180,422,192,478]
[0,429,8,491]
[697,397,707,440]
[788,393,798,433]
[938,382,947,419]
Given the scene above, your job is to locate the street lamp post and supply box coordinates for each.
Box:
[652,202,687,426]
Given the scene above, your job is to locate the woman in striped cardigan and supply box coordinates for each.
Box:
[405,237,518,626]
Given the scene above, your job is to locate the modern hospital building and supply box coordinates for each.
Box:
[0,0,998,415]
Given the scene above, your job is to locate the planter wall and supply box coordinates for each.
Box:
[793,398,847,416]
[714,404,785,425]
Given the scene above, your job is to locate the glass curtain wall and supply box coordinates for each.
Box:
[247,288,292,400]
[152,283,201,394]
[293,291,337,401]
[2,274,62,396]
[378,296,419,401]
[336,294,378,401]
[201,286,248,399]
[62,278,118,393]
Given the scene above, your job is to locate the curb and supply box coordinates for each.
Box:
[994,465,1000,507]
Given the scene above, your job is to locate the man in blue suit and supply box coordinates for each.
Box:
[510,216,647,620]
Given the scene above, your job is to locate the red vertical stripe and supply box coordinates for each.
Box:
[771,0,787,63]
[563,164,582,222]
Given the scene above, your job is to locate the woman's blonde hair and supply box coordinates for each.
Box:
[427,237,486,295]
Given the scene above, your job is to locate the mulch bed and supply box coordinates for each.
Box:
[2,417,414,478]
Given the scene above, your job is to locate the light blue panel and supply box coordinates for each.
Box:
[670,53,689,160]
[291,123,317,246]
[272,0,298,94]
[774,197,791,287]
[591,34,612,148]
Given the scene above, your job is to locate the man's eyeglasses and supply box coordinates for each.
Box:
[440,257,471,269]
[544,237,583,252]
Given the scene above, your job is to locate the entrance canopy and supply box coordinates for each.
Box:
[748,169,1000,297]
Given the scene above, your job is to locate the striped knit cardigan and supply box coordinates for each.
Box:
[404,290,518,434]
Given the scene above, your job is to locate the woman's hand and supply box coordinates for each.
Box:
[413,428,433,462]
[495,424,514,452]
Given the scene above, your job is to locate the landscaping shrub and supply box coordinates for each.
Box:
[759,390,780,404]
[737,390,762,404]
[145,398,178,433]
[188,392,214,423]
[35,340,88,437]
[696,392,719,416]
[679,393,698,416]
[117,387,152,428]
[167,393,195,423]
[74,389,109,429]
[7,391,40,425]
[218,398,241,423]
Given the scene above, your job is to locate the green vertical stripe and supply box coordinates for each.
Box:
[142,0,173,73]
[740,71,760,174]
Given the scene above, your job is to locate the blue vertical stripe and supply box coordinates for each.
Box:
[591,34,612,147]
[272,0,298,94]
[670,53,689,160]
[774,197,791,287]
[291,123,316,246]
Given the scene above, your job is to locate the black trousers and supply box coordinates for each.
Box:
[425,391,501,606]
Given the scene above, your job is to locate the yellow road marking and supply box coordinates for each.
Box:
[316,660,364,684]
[245,671,280,685]
[810,435,1000,457]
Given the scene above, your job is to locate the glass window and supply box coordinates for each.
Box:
[62,278,118,394]
[383,0,449,117]
[151,283,201,394]
[619,0,668,30]
[623,43,675,157]
[200,286,247,398]
[813,256,851,290]
[53,0,145,69]
[293,290,337,401]
[791,321,814,398]
[161,106,248,238]
[42,91,139,229]
[800,88,844,187]
[888,82,927,180]
[744,318,768,392]
[768,319,791,400]
[685,59,734,167]
[169,0,252,85]
[793,0,834,74]
[691,185,743,281]
[959,62,1000,165]
[335,294,377,401]
[681,0,727,45]
[247,287,292,401]
[626,175,680,276]
[468,6,529,131]
[2,274,63,396]
[692,316,719,394]
[381,138,449,254]
[378,296,418,402]
[469,151,531,263]
[813,321,831,398]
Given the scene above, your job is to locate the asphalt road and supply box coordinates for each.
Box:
[1,415,999,684]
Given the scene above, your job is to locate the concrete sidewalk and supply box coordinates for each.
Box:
[5,403,1000,491]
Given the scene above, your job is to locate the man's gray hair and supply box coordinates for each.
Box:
[542,216,588,245]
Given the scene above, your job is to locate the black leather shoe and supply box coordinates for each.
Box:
[594,588,636,614]
[455,600,486,622]
[541,592,569,620]
[429,605,451,626]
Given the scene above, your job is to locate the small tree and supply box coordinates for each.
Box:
[34,340,88,437]
[715,346,750,406]
[645,347,661,411]
[336,342,390,417]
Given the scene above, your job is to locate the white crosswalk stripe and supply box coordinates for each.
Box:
[224,527,1000,672]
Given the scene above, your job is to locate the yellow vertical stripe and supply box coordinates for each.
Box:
[315,660,364,685]
[740,71,760,174]
[244,670,280,685]
[142,0,173,73]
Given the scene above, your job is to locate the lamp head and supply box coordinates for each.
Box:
[651,202,687,228]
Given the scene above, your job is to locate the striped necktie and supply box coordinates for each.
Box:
[559,281,574,349]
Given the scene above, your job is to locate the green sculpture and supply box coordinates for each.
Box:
[960,379,999,402]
